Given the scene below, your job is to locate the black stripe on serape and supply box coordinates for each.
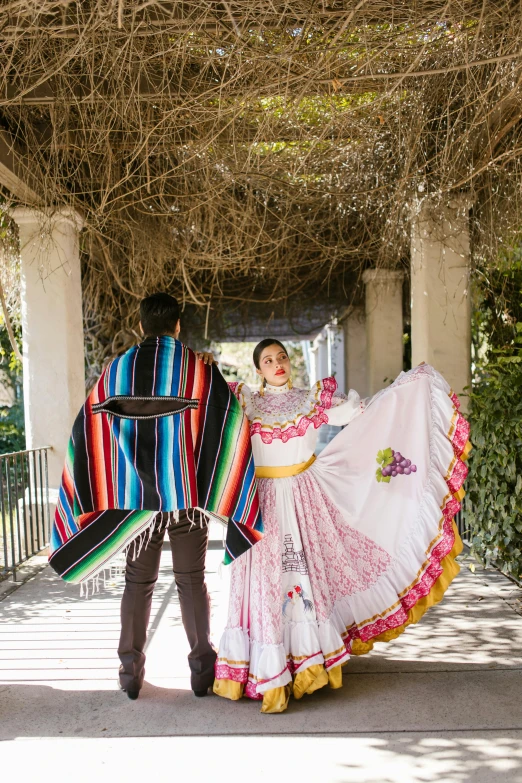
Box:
[225,520,260,561]
[48,510,135,579]
[132,338,161,396]
[134,418,161,508]
[195,364,231,503]
[71,407,93,515]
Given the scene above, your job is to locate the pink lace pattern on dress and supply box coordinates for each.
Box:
[225,480,284,645]
[215,663,248,683]
[245,680,263,700]
[447,457,469,494]
[452,413,470,456]
[450,391,461,410]
[292,472,392,623]
[346,514,456,646]
[249,378,338,444]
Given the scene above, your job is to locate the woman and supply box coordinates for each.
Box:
[214,340,470,713]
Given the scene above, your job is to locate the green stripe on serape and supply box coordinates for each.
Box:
[61,510,155,584]
[207,404,243,509]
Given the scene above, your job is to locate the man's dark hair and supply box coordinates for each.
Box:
[140,293,180,338]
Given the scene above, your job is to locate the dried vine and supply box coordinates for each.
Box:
[0,2,521,374]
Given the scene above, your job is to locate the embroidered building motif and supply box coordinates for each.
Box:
[282,533,308,574]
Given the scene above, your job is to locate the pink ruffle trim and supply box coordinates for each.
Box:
[345,391,468,647]
[251,377,337,445]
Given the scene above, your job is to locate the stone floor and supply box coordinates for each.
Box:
[1,524,522,782]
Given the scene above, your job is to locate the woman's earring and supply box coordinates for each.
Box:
[259,377,267,396]
[287,377,293,390]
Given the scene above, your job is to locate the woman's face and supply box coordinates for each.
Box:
[256,344,291,387]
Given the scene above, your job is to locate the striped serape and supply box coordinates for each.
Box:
[49,336,263,583]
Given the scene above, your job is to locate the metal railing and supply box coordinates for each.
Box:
[455,496,471,545]
[0,447,50,580]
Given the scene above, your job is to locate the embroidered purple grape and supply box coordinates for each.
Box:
[376,448,416,483]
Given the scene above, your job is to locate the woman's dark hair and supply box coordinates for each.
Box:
[253,339,288,369]
[140,293,180,337]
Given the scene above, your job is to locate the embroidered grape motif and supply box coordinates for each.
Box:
[376,448,417,483]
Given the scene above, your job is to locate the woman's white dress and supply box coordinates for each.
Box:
[214,365,470,711]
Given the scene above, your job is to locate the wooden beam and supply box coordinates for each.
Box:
[0,131,41,204]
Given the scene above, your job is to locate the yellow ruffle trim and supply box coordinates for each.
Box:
[214,520,463,712]
[293,663,329,700]
[260,684,291,713]
[213,678,244,700]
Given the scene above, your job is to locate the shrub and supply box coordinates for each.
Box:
[466,323,522,580]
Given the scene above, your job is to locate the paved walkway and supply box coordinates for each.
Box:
[1,525,522,782]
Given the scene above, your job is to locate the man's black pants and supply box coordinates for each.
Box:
[118,510,216,693]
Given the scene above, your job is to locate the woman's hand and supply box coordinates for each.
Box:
[196,351,215,365]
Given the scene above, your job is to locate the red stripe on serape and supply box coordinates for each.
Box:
[182,408,198,502]
[184,346,196,398]
[193,361,210,462]
[53,504,68,544]
[87,379,109,509]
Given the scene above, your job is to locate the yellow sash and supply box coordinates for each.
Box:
[255,454,316,479]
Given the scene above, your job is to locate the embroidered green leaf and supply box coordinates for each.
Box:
[382,475,391,483]
[376,447,394,467]
[375,467,383,482]
[383,447,394,466]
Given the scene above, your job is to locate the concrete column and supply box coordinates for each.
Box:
[13,208,85,489]
[411,196,471,406]
[326,323,345,393]
[363,269,404,395]
[308,342,318,386]
[314,330,329,381]
[343,307,368,397]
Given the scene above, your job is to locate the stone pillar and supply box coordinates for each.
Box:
[363,269,404,395]
[343,307,368,397]
[308,342,318,386]
[411,196,471,407]
[13,208,85,489]
[326,323,345,393]
[314,330,329,381]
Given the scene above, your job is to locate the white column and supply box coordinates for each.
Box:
[343,307,368,397]
[363,269,404,395]
[314,330,329,381]
[326,323,345,393]
[411,196,471,407]
[308,342,319,386]
[13,208,85,489]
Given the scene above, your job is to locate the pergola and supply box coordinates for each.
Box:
[1,1,521,485]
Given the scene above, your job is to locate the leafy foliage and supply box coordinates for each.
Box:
[473,244,522,352]
[0,314,24,454]
[466,323,522,580]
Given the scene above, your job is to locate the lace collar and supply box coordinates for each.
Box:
[263,380,292,395]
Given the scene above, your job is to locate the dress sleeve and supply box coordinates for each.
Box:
[227,381,253,416]
[325,388,365,426]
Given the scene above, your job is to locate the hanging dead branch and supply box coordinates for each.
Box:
[0,2,521,373]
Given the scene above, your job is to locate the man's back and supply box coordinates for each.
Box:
[49,334,262,584]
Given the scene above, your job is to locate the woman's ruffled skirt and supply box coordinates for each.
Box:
[214,366,470,712]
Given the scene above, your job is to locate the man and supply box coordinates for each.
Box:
[49,293,263,701]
